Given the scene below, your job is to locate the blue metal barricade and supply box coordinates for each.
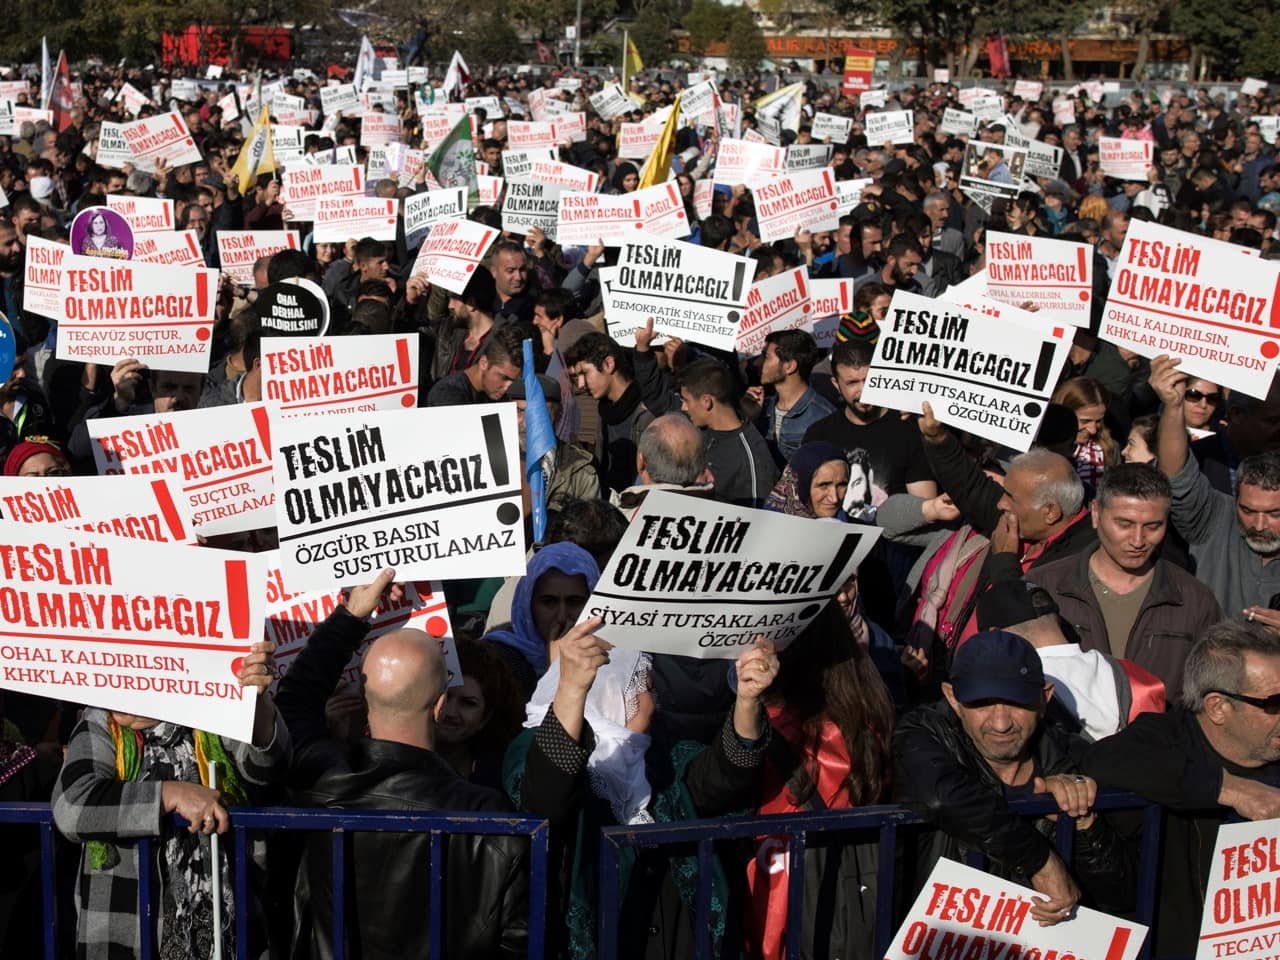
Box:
[0,802,550,960]
[597,792,1163,960]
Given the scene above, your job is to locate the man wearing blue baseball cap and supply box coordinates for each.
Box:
[893,631,1133,924]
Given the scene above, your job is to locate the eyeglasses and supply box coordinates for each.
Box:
[1184,389,1222,404]
[1211,689,1280,715]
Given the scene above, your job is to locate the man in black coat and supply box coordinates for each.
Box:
[275,569,529,959]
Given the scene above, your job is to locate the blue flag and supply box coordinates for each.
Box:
[522,339,556,542]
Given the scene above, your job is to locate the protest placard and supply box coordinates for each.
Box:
[477,175,504,207]
[713,138,786,188]
[87,402,276,536]
[263,334,419,418]
[501,147,558,182]
[304,145,359,167]
[590,84,634,120]
[217,91,239,122]
[0,81,26,100]
[1014,79,1044,100]
[858,89,888,109]
[834,177,873,214]
[0,521,266,742]
[527,87,555,121]
[811,113,853,142]
[106,194,175,235]
[464,95,503,117]
[216,231,300,287]
[694,179,716,220]
[118,82,150,116]
[1003,130,1064,180]
[618,121,663,160]
[960,142,1027,211]
[859,290,1072,451]
[258,279,330,337]
[320,83,360,116]
[408,218,499,294]
[885,859,1147,960]
[579,490,881,657]
[680,80,719,127]
[1241,78,1267,97]
[272,403,525,590]
[120,111,202,170]
[170,79,201,103]
[0,474,196,544]
[842,48,874,94]
[554,111,587,143]
[404,187,467,248]
[786,144,832,171]
[270,124,306,165]
[634,181,691,238]
[56,255,218,373]
[502,181,563,238]
[1195,819,1280,960]
[810,278,855,349]
[1101,219,1280,399]
[524,159,601,193]
[934,68,950,83]
[864,110,915,145]
[742,128,767,144]
[264,556,461,689]
[557,192,642,247]
[361,111,402,147]
[133,231,205,269]
[280,164,364,221]
[604,234,754,351]
[23,236,66,322]
[95,121,133,169]
[1252,116,1280,146]
[940,108,978,137]
[1053,98,1076,126]
[754,168,839,243]
[985,231,1093,327]
[737,267,812,357]
[1100,137,1153,181]
[0,101,14,138]
[970,93,1004,122]
[508,120,560,150]
[313,196,398,243]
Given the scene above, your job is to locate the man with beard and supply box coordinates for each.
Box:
[429,267,498,383]
[803,339,936,500]
[1150,354,1280,630]
[0,220,25,341]
[851,233,923,300]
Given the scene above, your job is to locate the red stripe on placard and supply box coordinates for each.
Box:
[149,479,187,540]
[353,168,363,191]
[666,182,678,205]
[195,273,209,316]
[171,113,185,134]
[822,168,834,193]
[163,204,171,227]
[1077,246,1088,282]
[633,198,641,218]
[841,283,849,311]
[475,229,494,257]
[796,270,808,300]
[185,233,199,259]
[396,337,412,383]
[224,560,251,640]
[1103,928,1131,960]
[1272,272,1280,329]
[287,233,298,249]
[386,199,395,215]
[251,405,272,457]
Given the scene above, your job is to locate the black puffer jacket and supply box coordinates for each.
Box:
[276,607,528,959]
[892,701,1134,913]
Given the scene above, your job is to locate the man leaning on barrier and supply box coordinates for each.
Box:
[893,630,1134,923]
[1084,621,1280,958]
[274,568,529,960]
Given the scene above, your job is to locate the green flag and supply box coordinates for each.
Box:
[426,114,478,206]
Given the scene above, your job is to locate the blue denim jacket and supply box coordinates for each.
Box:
[758,387,836,466]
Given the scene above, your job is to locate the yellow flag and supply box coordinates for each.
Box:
[624,36,644,94]
[637,94,680,189]
[230,107,275,197]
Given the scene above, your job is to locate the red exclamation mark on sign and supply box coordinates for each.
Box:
[1102,927,1132,960]
[840,282,850,312]
[396,337,416,407]
[250,405,272,460]
[195,272,210,316]
[149,478,187,541]
[475,229,494,257]
[1077,246,1088,283]
[633,198,642,229]
[163,203,172,227]
[171,113,186,135]
[287,233,298,249]
[352,167,363,191]
[224,559,251,640]
[1270,272,1280,329]
[185,233,199,261]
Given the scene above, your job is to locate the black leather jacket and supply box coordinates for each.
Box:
[892,701,1134,914]
[275,607,528,959]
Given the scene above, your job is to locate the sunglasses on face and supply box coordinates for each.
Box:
[1184,388,1221,404]
[1212,689,1280,715]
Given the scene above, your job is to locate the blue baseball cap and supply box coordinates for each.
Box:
[950,631,1045,709]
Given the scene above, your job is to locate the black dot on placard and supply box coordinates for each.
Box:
[496,502,521,525]
[798,603,821,621]
[1023,401,1042,418]
[726,311,740,323]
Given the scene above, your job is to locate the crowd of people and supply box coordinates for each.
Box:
[0,52,1279,960]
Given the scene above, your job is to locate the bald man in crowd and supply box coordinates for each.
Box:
[275,569,529,960]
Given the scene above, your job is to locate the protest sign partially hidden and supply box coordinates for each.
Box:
[280,164,364,221]
[940,108,978,138]
[320,83,360,116]
[120,111,203,170]
[864,110,914,145]
[216,231,300,287]
[258,278,331,337]
[313,196,398,243]
[264,556,461,689]
[557,192,642,247]
[1102,219,1280,399]
[508,120,561,150]
[786,144,832,171]
[404,188,467,248]
[1014,79,1044,100]
[262,334,419,418]
[87,402,276,536]
[618,121,664,160]
[0,521,266,742]
[985,231,1092,327]
[580,490,881,657]
[503,181,563,238]
[633,182,691,239]
[860,290,1072,451]
[835,177,873,214]
[604,234,754,351]
[133,231,205,268]
[361,111,402,148]
[885,859,1147,960]
[56,254,218,373]
[1003,131,1064,180]
[1195,819,1280,960]
[810,278,855,349]
[0,474,196,544]
[272,404,525,590]
[23,236,67,321]
[811,113,853,142]
[737,267,812,357]
[960,142,1027,211]
[106,194,175,235]
[1100,137,1153,181]
[590,84,634,120]
[714,138,786,188]
[502,148,558,182]
[754,169,839,243]
[408,218,499,294]
[96,121,134,169]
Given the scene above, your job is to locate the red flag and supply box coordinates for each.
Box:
[48,50,74,131]
[536,41,551,65]
[986,36,1011,78]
